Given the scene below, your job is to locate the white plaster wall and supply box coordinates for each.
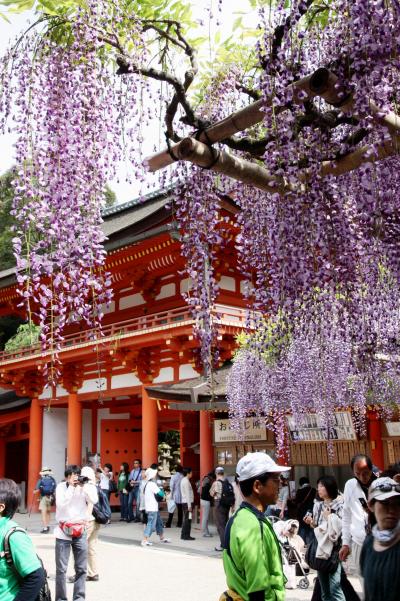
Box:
[82,409,92,457]
[42,407,92,482]
[155,283,176,300]
[39,385,68,400]
[97,408,130,452]
[220,275,236,292]
[111,373,141,388]
[79,378,107,394]
[180,278,192,294]
[152,367,174,383]
[42,408,67,483]
[101,301,115,315]
[179,364,199,380]
[119,293,145,310]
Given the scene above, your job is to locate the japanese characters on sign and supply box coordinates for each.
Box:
[287,412,357,442]
[214,418,267,443]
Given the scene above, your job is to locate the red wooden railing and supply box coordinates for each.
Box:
[0,303,248,363]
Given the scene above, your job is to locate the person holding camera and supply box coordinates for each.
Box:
[54,464,98,601]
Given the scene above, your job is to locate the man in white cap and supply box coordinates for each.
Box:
[34,467,56,533]
[220,452,288,601]
[360,477,400,601]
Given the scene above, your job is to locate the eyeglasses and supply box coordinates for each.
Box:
[373,483,400,493]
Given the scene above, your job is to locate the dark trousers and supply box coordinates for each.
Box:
[166,502,183,527]
[119,491,129,520]
[128,486,140,521]
[215,503,230,547]
[180,503,192,539]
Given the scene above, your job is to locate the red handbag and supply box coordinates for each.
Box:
[59,521,86,538]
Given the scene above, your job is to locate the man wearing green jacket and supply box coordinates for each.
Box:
[222,452,289,601]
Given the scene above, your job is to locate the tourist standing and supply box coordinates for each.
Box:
[34,466,56,534]
[117,462,130,522]
[221,452,286,601]
[180,467,195,541]
[304,475,345,601]
[168,464,184,527]
[200,470,215,537]
[0,478,45,601]
[360,477,400,601]
[295,476,316,545]
[141,467,170,546]
[54,464,98,601]
[81,466,100,583]
[211,466,233,552]
[98,463,113,501]
[127,459,142,522]
[339,454,377,577]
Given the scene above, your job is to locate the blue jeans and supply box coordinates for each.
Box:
[143,511,163,539]
[318,562,346,601]
[128,486,140,521]
[119,491,129,520]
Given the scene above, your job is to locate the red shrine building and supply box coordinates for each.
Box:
[0,188,399,503]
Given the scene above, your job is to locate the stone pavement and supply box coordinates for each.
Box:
[15,511,362,601]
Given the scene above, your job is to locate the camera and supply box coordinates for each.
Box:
[77,475,89,485]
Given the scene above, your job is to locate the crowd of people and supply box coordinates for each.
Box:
[0,452,399,601]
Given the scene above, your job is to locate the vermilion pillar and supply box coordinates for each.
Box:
[200,411,214,478]
[142,386,158,467]
[67,393,82,465]
[27,398,43,510]
[91,401,98,453]
[0,437,6,478]
[367,410,384,470]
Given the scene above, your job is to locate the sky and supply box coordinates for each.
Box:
[0,1,259,203]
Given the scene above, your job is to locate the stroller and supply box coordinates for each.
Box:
[269,517,310,590]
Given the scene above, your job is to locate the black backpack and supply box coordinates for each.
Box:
[2,526,51,601]
[93,487,112,524]
[219,478,235,508]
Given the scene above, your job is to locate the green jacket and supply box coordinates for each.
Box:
[223,503,286,601]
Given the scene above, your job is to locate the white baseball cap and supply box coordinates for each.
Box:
[236,452,289,482]
[368,477,400,502]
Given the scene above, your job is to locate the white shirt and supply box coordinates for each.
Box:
[100,473,110,490]
[144,480,162,512]
[341,478,369,547]
[180,476,194,505]
[54,481,98,540]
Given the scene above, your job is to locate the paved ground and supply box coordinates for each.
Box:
[16,511,362,601]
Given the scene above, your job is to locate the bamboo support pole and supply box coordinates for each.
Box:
[175,136,400,196]
[176,137,286,194]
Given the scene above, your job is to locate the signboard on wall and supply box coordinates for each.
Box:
[386,422,400,436]
[287,412,356,442]
[214,418,267,443]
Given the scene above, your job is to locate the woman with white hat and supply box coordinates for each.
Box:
[360,477,400,601]
[141,467,170,547]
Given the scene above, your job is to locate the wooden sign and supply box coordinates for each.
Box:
[214,418,267,443]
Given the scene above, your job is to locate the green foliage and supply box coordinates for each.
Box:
[235,311,291,366]
[0,315,25,350]
[4,321,40,352]
[104,184,117,207]
[0,170,17,271]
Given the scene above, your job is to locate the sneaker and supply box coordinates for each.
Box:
[203,533,213,537]
[160,538,171,543]
[40,527,50,534]
[67,576,76,583]
[141,540,153,546]
[86,575,99,582]
[181,536,196,541]
[215,546,223,552]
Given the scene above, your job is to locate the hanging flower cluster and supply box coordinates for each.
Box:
[226,1,400,448]
[0,1,154,381]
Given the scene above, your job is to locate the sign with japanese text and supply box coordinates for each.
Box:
[386,422,400,436]
[214,418,267,443]
[287,412,356,442]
